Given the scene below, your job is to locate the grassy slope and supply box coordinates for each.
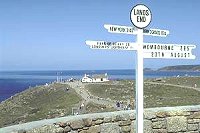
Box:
[0,83,81,127]
[86,77,200,108]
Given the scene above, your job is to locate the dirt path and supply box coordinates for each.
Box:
[64,81,117,109]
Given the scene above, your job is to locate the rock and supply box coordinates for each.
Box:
[18,130,27,133]
[120,114,130,121]
[152,129,167,133]
[100,123,120,133]
[26,125,58,133]
[187,124,198,131]
[166,110,190,116]
[166,116,187,132]
[129,113,136,120]
[121,126,131,132]
[188,119,200,124]
[88,125,100,133]
[94,119,103,125]
[152,118,165,122]
[118,120,131,126]
[112,115,122,122]
[70,120,84,130]
[130,121,136,133]
[155,112,167,118]
[104,117,112,123]
[58,122,68,128]
[64,126,71,132]
[79,130,87,133]
[144,120,152,133]
[54,127,64,133]
[189,112,200,119]
[82,118,92,127]
[152,120,166,129]
[144,111,156,120]
[69,131,78,133]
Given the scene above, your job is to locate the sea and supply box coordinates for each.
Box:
[0,70,199,102]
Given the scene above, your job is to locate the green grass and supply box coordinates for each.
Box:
[144,83,200,108]
[157,77,200,88]
[0,83,81,127]
[85,102,116,114]
[86,80,134,102]
[86,77,200,108]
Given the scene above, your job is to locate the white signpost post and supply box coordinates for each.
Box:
[85,4,196,133]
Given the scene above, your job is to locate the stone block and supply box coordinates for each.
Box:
[130,121,136,133]
[167,116,187,132]
[118,120,131,126]
[152,129,167,133]
[112,115,122,122]
[152,118,165,122]
[188,124,198,131]
[156,112,167,118]
[120,113,130,121]
[54,127,64,133]
[88,125,100,133]
[166,110,190,116]
[129,113,136,120]
[70,120,84,130]
[144,111,156,120]
[100,123,120,133]
[189,112,200,119]
[94,119,104,125]
[69,131,78,133]
[144,120,152,133]
[121,125,131,133]
[187,119,200,124]
[152,120,166,129]
[104,116,112,123]
[64,126,71,132]
[83,118,92,127]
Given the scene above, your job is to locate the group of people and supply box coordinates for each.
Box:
[116,101,131,110]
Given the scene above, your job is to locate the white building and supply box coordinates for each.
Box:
[81,73,109,83]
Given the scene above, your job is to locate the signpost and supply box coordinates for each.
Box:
[85,4,196,133]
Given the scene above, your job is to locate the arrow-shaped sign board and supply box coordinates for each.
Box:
[143,43,196,59]
[143,51,196,59]
[86,41,196,59]
[86,40,137,50]
[143,28,169,37]
[104,24,169,37]
[143,43,196,52]
[104,24,137,35]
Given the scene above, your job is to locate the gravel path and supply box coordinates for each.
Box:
[64,81,117,108]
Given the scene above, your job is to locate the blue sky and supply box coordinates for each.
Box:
[0,0,199,70]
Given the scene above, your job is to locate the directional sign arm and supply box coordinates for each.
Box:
[104,24,137,35]
[143,28,169,37]
[143,51,196,59]
[86,40,138,51]
[143,43,196,52]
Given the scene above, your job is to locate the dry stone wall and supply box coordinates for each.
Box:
[2,105,200,133]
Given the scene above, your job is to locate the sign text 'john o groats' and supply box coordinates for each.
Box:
[85,4,196,133]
